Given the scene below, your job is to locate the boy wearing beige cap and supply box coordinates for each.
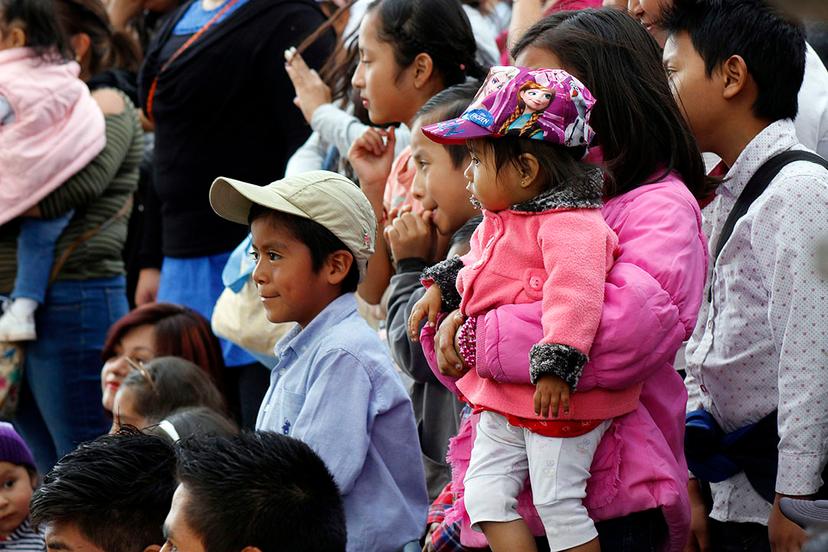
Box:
[209,171,427,552]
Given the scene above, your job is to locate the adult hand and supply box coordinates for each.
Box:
[135,268,160,305]
[769,494,808,552]
[435,309,467,377]
[284,47,332,124]
[684,479,711,552]
[348,126,396,211]
[385,209,436,263]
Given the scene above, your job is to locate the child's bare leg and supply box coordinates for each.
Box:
[565,537,600,552]
[480,519,538,552]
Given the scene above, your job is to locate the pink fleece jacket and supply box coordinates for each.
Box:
[0,48,105,225]
[453,201,642,420]
[422,173,708,551]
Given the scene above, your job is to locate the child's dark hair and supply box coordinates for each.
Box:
[30,428,177,552]
[54,0,142,76]
[366,0,486,85]
[662,0,806,123]
[146,406,239,443]
[248,205,360,294]
[176,431,347,552]
[512,8,710,199]
[416,80,481,168]
[120,356,227,423]
[472,136,595,197]
[0,0,71,61]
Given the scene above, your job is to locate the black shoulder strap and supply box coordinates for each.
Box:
[713,150,828,262]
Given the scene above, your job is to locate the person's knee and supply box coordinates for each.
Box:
[464,474,522,522]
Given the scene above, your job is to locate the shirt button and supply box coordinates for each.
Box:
[529,276,542,289]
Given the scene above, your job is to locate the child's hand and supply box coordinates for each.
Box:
[284,47,332,124]
[385,209,436,263]
[348,126,396,206]
[533,374,571,418]
[408,285,442,342]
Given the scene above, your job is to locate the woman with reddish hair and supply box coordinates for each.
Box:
[100,303,226,415]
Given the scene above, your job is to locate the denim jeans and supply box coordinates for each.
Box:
[708,519,771,552]
[14,276,127,473]
[12,212,73,304]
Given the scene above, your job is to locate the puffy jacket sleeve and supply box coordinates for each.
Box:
[476,183,707,390]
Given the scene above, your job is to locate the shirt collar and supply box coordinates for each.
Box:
[721,119,799,197]
[273,293,357,358]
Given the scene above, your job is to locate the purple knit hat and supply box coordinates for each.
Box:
[0,422,36,471]
[422,66,596,147]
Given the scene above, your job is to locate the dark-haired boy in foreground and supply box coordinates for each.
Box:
[663,1,828,551]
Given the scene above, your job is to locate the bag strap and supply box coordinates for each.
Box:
[49,196,134,283]
[708,150,828,302]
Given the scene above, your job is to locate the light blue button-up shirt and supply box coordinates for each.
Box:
[256,293,427,552]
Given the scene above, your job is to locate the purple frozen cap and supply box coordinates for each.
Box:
[422,66,596,148]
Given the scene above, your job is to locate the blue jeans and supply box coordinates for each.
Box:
[12,212,73,304]
[14,276,127,473]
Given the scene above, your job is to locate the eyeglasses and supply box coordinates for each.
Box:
[125,357,157,393]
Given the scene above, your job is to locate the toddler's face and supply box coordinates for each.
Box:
[463,142,522,212]
[0,461,34,537]
[411,121,478,235]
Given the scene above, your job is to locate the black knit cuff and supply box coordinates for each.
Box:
[529,343,589,389]
[396,257,429,275]
[421,257,463,312]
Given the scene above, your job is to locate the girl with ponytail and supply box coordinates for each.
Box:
[348,0,486,305]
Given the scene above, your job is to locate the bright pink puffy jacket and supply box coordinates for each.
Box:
[422,172,707,551]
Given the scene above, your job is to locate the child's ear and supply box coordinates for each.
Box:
[517,153,541,189]
[142,546,162,552]
[720,54,750,101]
[325,250,355,286]
[412,53,435,89]
[4,26,26,49]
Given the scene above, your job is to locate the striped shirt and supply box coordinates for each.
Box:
[0,519,45,551]
[0,91,142,293]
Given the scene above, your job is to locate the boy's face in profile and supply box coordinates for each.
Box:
[249,216,332,328]
[0,462,34,537]
[161,484,206,552]
[663,31,721,153]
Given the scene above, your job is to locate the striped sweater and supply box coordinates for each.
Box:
[0,519,45,551]
[0,92,142,293]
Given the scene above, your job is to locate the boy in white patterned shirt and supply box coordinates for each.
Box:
[663,0,828,551]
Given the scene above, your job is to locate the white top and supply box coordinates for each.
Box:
[794,43,828,158]
[685,119,828,524]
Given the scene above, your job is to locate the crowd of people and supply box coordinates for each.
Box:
[0,0,827,550]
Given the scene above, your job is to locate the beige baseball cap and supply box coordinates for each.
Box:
[209,170,376,280]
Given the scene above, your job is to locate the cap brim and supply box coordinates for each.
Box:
[780,499,828,529]
[421,117,494,145]
[209,177,310,225]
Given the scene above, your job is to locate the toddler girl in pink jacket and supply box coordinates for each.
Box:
[0,0,105,341]
[409,67,637,552]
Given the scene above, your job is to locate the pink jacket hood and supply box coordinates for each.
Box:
[0,48,105,224]
[422,172,708,551]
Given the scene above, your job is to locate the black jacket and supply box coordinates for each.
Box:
[138,0,334,258]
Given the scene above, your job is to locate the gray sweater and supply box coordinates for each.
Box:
[386,258,464,500]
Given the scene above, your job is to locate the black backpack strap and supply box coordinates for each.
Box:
[708,150,828,302]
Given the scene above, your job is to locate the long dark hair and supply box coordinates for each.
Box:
[0,0,72,61]
[366,0,486,85]
[54,0,142,76]
[513,8,709,199]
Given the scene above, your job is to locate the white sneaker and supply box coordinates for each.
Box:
[0,308,36,342]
